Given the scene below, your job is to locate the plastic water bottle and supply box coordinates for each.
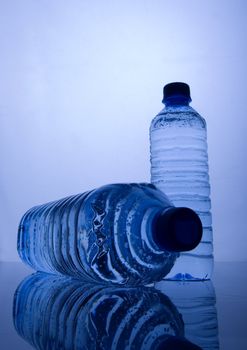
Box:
[18,183,202,285]
[150,82,213,280]
[13,272,202,350]
[155,280,219,349]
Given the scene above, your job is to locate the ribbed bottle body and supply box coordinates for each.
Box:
[150,105,213,280]
[18,183,178,285]
[13,272,184,350]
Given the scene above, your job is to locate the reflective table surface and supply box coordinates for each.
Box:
[0,262,246,349]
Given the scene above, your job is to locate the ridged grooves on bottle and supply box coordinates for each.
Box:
[150,107,213,279]
[13,273,184,350]
[18,184,178,285]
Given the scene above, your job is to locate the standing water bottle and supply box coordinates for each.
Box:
[150,82,213,280]
[18,183,202,285]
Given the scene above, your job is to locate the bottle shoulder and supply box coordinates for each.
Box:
[150,105,206,130]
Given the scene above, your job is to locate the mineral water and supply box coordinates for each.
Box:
[18,183,202,285]
[150,82,213,280]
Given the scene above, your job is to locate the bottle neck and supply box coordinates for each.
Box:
[163,96,191,107]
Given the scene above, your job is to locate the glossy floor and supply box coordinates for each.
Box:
[0,262,246,349]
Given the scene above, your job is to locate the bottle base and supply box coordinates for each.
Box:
[163,253,214,281]
[164,273,210,281]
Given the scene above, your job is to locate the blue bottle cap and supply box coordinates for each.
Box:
[163,82,191,103]
[153,207,202,252]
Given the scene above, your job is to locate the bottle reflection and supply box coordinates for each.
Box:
[155,279,219,349]
[13,272,202,350]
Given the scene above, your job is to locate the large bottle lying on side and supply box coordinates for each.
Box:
[18,183,202,285]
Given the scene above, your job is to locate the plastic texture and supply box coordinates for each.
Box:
[150,82,213,280]
[18,183,201,285]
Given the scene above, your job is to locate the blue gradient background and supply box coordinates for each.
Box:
[0,0,246,262]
